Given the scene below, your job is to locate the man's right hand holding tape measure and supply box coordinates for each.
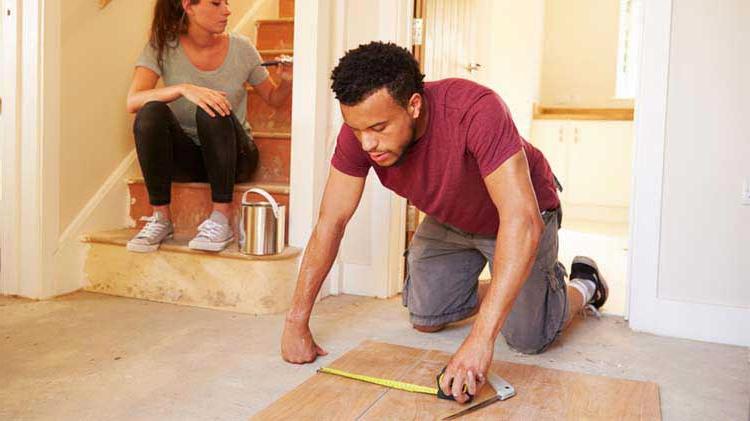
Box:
[434,273,527,403]
[437,329,496,403]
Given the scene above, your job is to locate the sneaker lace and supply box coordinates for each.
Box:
[196,219,226,240]
[137,216,166,238]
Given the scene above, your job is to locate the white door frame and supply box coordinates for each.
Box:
[627,0,749,346]
[1,0,21,296]
[290,0,409,299]
[1,0,59,298]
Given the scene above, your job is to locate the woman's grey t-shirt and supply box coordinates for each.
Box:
[135,33,269,145]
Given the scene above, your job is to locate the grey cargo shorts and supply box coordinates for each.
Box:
[402,208,568,354]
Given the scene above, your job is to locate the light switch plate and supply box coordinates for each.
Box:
[742,178,750,206]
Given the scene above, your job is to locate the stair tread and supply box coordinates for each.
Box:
[83,229,301,262]
[127,179,290,194]
[256,17,294,24]
[254,131,291,139]
[259,49,294,55]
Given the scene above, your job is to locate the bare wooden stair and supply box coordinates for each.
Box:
[81,0,298,316]
[82,230,301,315]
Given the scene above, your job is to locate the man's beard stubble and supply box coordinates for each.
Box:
[391,119,419,167]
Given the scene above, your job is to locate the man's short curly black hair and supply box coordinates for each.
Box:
[331,41,425,107]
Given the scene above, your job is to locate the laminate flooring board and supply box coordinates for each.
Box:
[253,341,661,420]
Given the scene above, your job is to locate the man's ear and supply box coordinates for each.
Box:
[408,93,423,119]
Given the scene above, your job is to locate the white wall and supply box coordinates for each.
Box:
[539,0,633,109]
[59,0,153,233]
[228,0,279,41]
[657,0,749,309]
[474,0,546,138]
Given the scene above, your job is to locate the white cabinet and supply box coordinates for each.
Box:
[530,120,634,222]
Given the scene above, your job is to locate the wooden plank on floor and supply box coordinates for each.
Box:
[251,341,430,420]
[253,341,661,420]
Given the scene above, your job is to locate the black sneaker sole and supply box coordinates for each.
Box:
[570,256,608,309]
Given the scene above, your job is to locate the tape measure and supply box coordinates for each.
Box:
[317,366,473,402]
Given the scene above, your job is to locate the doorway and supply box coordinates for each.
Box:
[532,0,642,316]
[407,0,642,316]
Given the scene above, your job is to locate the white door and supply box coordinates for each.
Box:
[422,0,480,81]
[628,0,750,346]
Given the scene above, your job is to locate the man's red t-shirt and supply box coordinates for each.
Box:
[331,78,560,236]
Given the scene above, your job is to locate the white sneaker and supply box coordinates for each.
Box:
[127,211,174,253]
[188,210,233,252]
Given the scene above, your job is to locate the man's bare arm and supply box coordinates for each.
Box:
[281,167,365,363]
[440,149,544,401]
[473,150,545,340]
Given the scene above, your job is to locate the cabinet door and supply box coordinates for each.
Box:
[530,120,569,200]
[566,121,634,207]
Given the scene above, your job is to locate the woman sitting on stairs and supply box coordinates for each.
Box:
[126,0,291,253]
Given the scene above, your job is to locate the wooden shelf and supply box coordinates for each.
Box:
[533,104,634,121]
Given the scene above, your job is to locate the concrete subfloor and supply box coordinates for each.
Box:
[1,292,748,420]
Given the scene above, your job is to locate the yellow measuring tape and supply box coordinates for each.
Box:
[318,367,439,396]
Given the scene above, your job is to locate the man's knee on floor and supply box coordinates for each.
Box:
[412,323,446,333]
[504,334,550,355]
[134,101,170,135]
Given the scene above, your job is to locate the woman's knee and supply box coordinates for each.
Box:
[134,101,171,136]
[195,106,234,132]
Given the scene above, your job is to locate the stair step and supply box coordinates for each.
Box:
[259,48,294,58]
[253,133,290,183]
[247,86,292,133]
[279,0,294,18]
[254,131,290,139]
[128,180,290,241]
[256,18,294,50]
[83,229,300,261]
[82,229,301,315]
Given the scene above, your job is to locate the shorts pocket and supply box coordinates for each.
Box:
[548,262,567,292]
[401,273,410,307]
[402,248,410,307]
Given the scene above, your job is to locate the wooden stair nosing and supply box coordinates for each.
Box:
[126,179,290,195]
[255,17,294,25]
[259,49,294,56]
[82,229,301,262]
[254,131,291,139]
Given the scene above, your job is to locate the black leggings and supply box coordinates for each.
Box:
[133,101,258,205]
